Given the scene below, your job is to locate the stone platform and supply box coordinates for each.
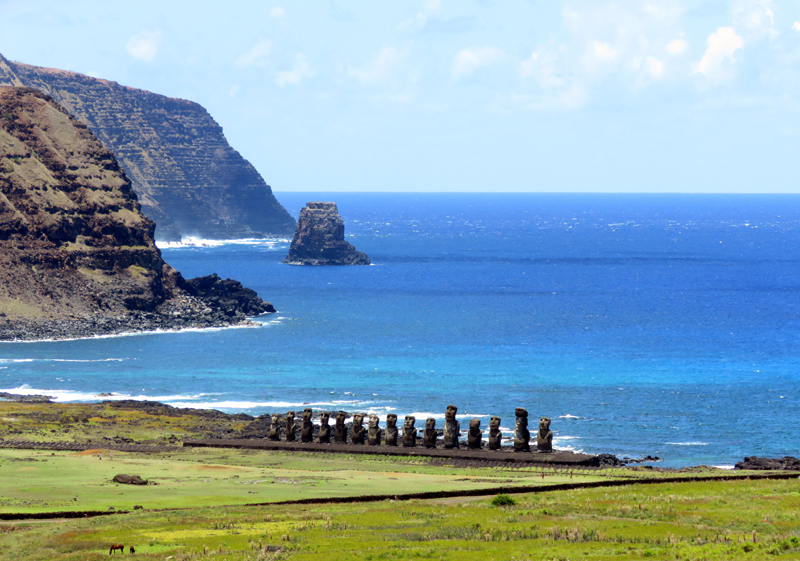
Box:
[183,438,602,466]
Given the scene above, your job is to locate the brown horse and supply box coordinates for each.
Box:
[129,546,135,554]
[109,544,124,554]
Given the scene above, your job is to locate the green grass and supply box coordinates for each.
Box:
[2,478,800,560]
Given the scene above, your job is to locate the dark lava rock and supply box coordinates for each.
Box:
[185,273,275,315]
[0,392,53,403]
[284,202,370,266]
[592,453,624,467]
[735,456,800,470]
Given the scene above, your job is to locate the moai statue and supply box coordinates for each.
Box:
[317,412,331,443]
[537,417,553,452]
[268,413,281,441]
[301,408,314,443]
[467,418,482,450]
[423,418,438,448]
[352,413,366,445]
[334,411,348,443]
[514,408,530,452]
[285,411,296,442]
[488,416,502,450]
[367,414,382,445]
[443,404,460,449]
[402,415,417,447]
[385,414,399,446]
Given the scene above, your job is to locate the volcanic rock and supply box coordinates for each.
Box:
[0,87,274,341]
[0,53,295,241]
[283,202,370,265]
[735,456,800,470]
[112,474,148,485]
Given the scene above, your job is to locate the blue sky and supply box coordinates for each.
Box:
[1,0,799,193]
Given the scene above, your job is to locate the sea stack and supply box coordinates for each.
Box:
[283,202,370,265]
[0,87,274,341]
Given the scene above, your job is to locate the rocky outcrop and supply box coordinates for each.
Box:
[735,456,800,470]
[0,87,274,341]
[0,53,295,241]
[283,202,370,265]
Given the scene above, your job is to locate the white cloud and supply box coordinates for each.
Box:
[646,56,664,76]
[453,46,504,77]
[733,0,778,42]
[792,22,800,32]
[269,6,285,19]
[696,27,744,82]
[348,47,404,83]
[398,0,442,31]
[593,41,617,61]
[666,39,688,55]
[275,54,313,87]
[125,29,161,62]
[235,38,272,69]
[520,49,566,89]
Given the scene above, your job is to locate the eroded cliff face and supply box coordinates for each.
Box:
[284,202,371,265]
[0,53,295,241]
[0,87,274,340]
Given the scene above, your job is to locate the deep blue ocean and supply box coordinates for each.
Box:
[3,193,800,468]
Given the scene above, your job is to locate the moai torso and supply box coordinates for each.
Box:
[351,413,366,444]
[402,416,417,447]
[423,418,437,448]
[537,417,553,452]
[268,413,281,441]
[318,412,331,443]
[301,408,314,443]
[443,405,460,449]
[284,411,296,442]
[467,418,482,450]
[334,411,348,443]
[385,414,398,446]
[488,416,502,450]
[367,414,382,445]
[514,408,530,452]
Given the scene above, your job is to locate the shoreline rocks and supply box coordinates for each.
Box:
[284,202,370,265]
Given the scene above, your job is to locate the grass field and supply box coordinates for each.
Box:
[2,477,800,560]
[2,400,799,560]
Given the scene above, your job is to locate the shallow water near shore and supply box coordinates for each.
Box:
[2,193,800,468]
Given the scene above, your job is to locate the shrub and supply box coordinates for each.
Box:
[491,494,517,507]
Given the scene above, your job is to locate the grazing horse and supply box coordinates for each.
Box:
[109,544,124,554]
[129,546,135,554]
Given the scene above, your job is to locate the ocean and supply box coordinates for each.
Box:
[2,193,800,468]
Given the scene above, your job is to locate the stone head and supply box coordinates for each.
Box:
[469,418,481,430]
[353,413,364,427]
[490,416,501,430]
[515,415,528,428]
[271,413,280,424]
[286,411,295,422]
[445,405,458,421]
[426,418,435,430]
[386,413,398,427]
[320,412,330,425]
[369,414,379,428]
[404,415,416,428]
[515,407,528,419]
[336,411,346,424]
[539,417,551,431]
[303,408,312,423]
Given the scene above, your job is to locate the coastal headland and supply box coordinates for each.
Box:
[0,87,275,340]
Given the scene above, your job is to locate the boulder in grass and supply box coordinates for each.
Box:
[112,474,148,485]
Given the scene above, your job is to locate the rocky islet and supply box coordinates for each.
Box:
[284,202,371,265]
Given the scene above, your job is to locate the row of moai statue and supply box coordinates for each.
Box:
[266,405,553,452]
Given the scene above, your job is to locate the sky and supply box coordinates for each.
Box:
[1,0,799,193]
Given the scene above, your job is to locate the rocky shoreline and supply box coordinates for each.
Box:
[0,274,275,342]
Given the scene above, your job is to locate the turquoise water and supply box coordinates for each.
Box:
[2,193,800,467]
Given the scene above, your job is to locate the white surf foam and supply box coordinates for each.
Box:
[156,237,290,249]
[559,414,582,420]
[666,442,709,446]
[0,322,262,344]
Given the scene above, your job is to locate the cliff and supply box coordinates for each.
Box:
[0,53,295,241]
[284,202,370,265]
[0,87,273,340]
